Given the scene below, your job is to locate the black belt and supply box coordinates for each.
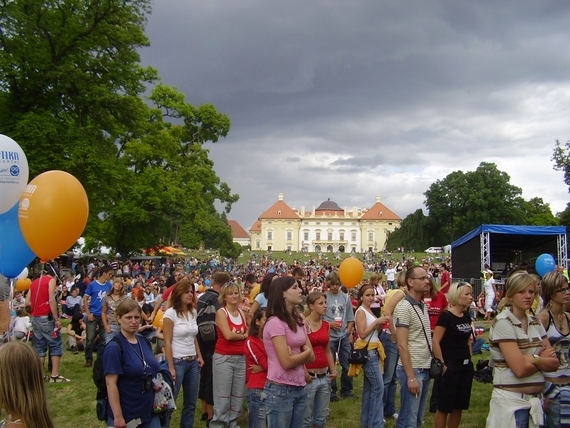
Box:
[308,371,328,378]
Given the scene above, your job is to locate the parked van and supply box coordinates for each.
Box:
[424,246,443,253]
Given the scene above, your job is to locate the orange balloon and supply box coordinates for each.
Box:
[15,277,31,292]
[153,309,164,328]
[18,171,89,261]
[338,258,364,288]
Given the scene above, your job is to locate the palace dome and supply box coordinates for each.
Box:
[315,198,343,211]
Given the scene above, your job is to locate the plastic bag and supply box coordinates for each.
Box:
[152,373,176,413]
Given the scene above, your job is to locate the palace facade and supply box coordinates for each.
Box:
[249,193,401,253]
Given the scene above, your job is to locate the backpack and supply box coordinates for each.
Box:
[196,291,219,342]
[93,336,123,421]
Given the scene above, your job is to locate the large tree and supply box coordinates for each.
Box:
[0,0,238,255]
[385,209,433,252]
[424,162,526,242]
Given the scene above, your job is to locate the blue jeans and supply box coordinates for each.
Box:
[303,375,330,428]
[210,353,246,428]
[31,316,63,357]
[173,358,200,428]
[264,382,307,428]
[514,408,529,428]
[105,324,121,344]
[361,349,385,428]
[329,335,353,398]
[396,366,431,428]
[85,314,106,362]
[545,386,570,427]
[247,388,267,428]
[380,331,398,416]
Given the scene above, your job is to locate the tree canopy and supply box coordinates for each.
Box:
[0,0,238,256]
[386,162,558,251]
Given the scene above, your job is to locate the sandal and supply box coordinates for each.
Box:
[49,375,71,383]
[43,375,50,382]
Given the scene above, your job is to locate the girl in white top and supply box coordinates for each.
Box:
[163,280,204,428]
[369,273,386,318]
[355,284,390,428]
[486,272,559,428]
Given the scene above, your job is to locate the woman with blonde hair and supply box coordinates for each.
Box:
[432,282,474,428]
[0,342,55,428]
[163,280,204,428]
[102,277,129,343]
[486,272,559,427]
[210,283,248,428]
[537,271,570,427]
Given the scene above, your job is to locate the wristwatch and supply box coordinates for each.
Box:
[532,354,540,365]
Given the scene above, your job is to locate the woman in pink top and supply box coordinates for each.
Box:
[210,283,247,428]
[263,276,315,428]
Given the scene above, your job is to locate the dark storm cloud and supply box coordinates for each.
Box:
[139,0,570,231]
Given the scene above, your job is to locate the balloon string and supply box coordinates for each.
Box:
[45,261,62,284]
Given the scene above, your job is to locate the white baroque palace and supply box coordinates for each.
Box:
[250,193,401,253]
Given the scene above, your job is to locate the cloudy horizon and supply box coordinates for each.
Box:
[139,1,570,234]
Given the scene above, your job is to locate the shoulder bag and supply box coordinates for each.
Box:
[411,305,443,378]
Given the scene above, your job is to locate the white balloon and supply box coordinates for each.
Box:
[16,267,28,280]
[0,135,29,214]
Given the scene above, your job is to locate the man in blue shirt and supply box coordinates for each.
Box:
[83,265,113,367]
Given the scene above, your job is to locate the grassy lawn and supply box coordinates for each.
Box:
[48,324,491,428]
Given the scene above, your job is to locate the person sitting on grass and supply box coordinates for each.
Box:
[12,308,31,341]
[0,342,55,428]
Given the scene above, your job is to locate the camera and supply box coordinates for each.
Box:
[144,373,153,391]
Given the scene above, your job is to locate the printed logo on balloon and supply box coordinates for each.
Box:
[0,135,33,278]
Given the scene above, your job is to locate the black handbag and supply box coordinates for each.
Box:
[412,306,443,379]
[348,335,373,364]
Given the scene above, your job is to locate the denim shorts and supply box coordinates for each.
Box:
[31,316,63,357]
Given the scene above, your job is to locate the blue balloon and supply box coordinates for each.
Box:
[535,253,556,277]
[0,202,36,278]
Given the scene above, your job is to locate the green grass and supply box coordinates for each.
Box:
[47,323,491,428]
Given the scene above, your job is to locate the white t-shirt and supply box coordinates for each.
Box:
[164,307,198,358]
[386,268,396,281]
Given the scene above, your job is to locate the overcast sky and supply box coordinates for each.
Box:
[139,0,570,234]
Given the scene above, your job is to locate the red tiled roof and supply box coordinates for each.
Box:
[228,220,250,239]
[250,220,261,232]
[258,200,300,220]
[360,202,401,221]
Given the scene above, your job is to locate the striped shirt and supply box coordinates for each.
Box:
[490,308,546,388]
[394,295,432,369]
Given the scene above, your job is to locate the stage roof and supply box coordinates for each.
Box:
[451,225,566,250]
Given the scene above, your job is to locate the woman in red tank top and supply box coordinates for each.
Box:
[303,291,337,428]
[210,283,247,428]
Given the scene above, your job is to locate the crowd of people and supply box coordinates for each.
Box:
[1,252,570,428]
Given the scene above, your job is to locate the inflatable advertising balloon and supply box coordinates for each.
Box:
[536,253,556,277]
[18,170,89,261]
[16,267,29,280]
[338,257,364,288]
[153,309,164,328]
[0,202,36,278]
[15,277,31,292]
[0,135,29,215]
